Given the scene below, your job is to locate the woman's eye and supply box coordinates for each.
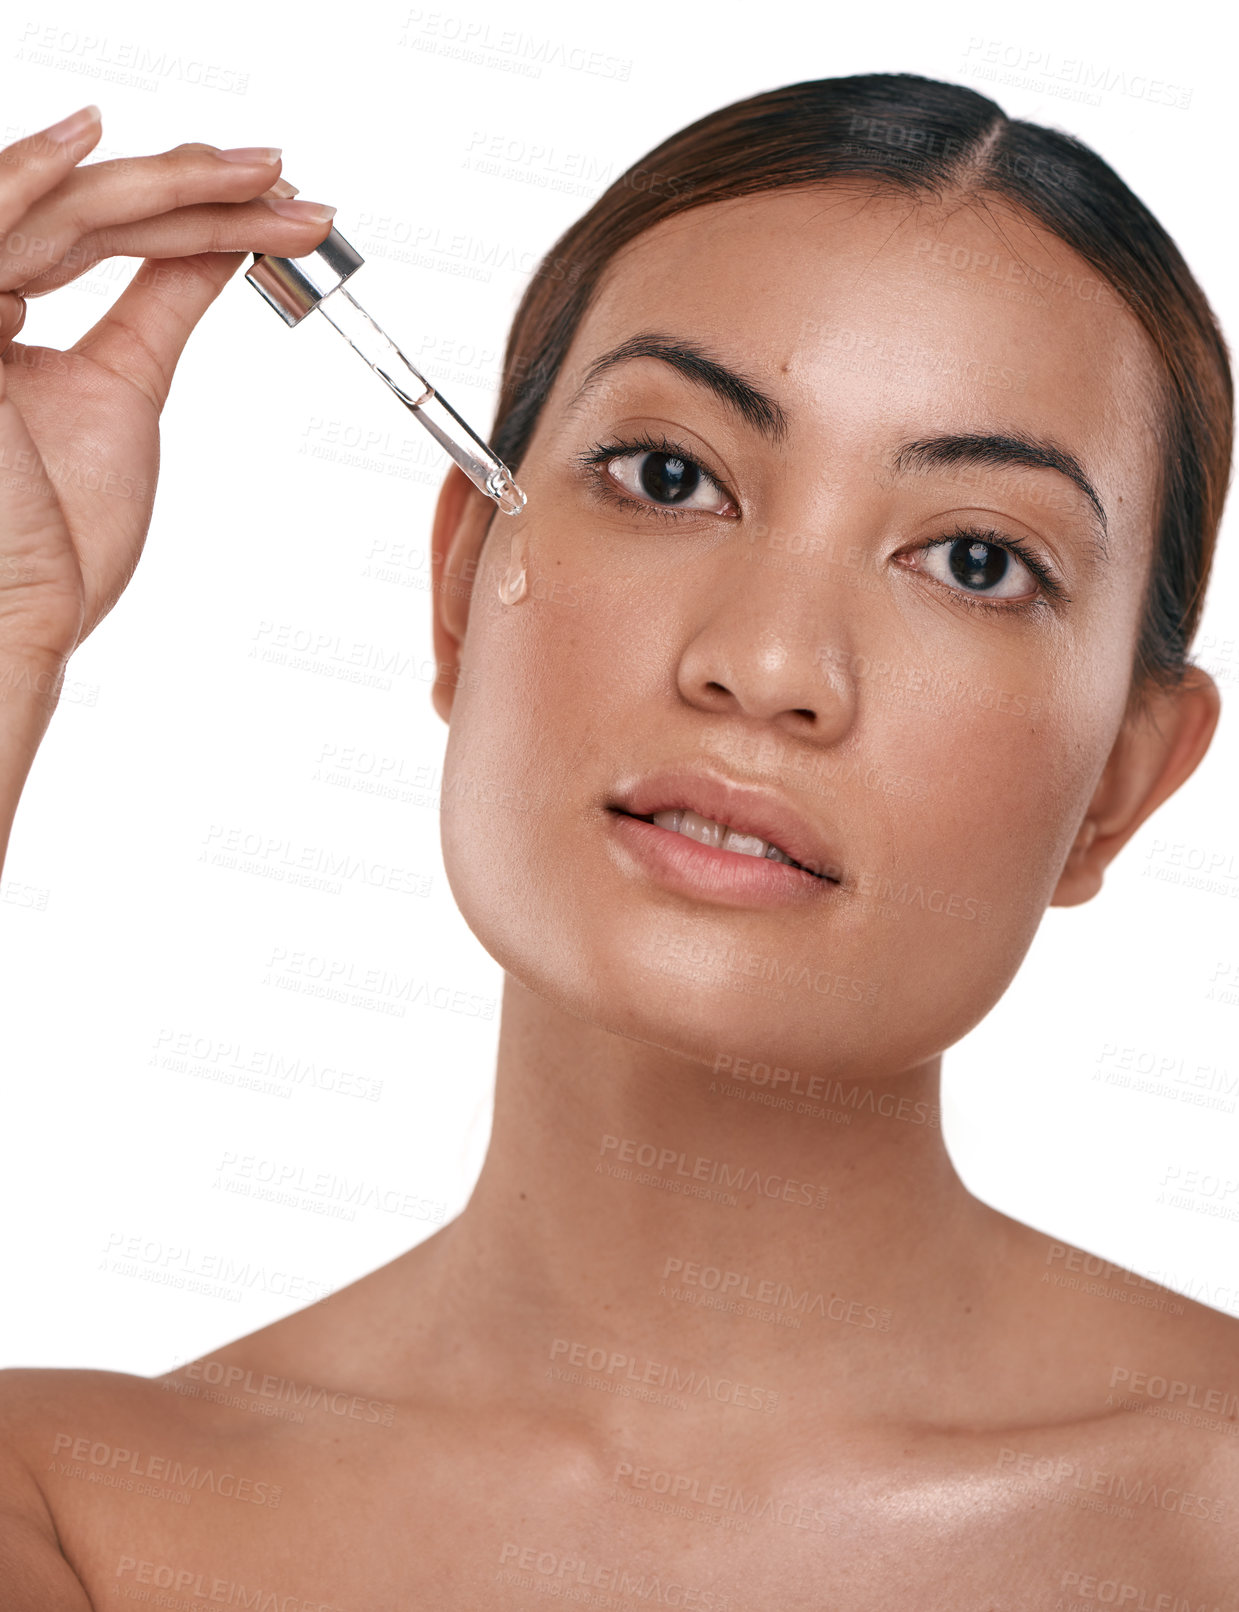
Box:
[605,449,732,515]
[918,534,1039,601]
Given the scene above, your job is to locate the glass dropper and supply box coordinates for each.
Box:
[244,226,527,517]
[314,286,525,515]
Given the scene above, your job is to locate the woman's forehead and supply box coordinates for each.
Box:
[590,187,1145,371]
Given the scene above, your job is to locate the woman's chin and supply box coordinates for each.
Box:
[475,922,887,1076]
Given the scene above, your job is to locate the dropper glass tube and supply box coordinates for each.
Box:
[316,287,525,515]
[244,228,526,517]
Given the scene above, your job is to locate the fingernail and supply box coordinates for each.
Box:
[218,145,282,164]
[46,104,100,145]
[262,198,336,223]
[264,177,300,199]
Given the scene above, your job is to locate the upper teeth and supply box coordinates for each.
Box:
[650,808,801,868]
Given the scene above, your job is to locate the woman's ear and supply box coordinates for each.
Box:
[1051,668,1221,907]
[429,465,497,724]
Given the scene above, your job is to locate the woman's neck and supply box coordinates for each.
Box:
[410,972,1034,1433]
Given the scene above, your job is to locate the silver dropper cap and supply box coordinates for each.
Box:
[245,226,365,326]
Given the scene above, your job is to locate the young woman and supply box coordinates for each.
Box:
[1,73,1235,1607]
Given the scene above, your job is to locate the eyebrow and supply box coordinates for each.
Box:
[892,434,1109,557]
[566,332,791,446]
[566,331,1109,557]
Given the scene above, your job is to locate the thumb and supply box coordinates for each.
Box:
[69,249,250,412]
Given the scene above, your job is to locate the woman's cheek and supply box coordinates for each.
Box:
[857,691,1077,944]
[443,521,620,853]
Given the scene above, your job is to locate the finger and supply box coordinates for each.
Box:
[0,104,102,237]
[19,174,301,297]
[0,292,25,357]
[0,142,298,289]
[71,237,321,413]
[20,192,331,297]
[19,176,304,298]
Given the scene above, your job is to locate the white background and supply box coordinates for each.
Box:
[0,0,1235,1374]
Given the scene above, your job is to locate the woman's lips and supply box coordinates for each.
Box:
[605,808,837,908]
[608,766,843,882]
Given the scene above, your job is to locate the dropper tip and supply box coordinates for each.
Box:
[488,471,527,517]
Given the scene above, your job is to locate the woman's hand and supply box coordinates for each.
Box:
[0,103,337,665]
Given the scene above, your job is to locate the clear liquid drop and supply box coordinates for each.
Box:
[488,470,528,516]
[498,531,529,606]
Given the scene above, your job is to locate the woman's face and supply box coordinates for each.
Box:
[431,184,1168,1078]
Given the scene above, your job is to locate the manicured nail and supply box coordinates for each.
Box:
[218,145,282,164]
[264,177,300,199]
[46,105,100,145]
[262,198,336,223]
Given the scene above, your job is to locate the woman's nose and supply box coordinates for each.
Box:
[673,560,858,743]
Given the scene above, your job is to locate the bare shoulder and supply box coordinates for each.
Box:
[0,1327,408,1598]
[999,1219,1239,1567]
[0,1235,439,1470]
[1102,1278,1239,1546]
[0,1331,465,1612]
[1013,1220,1239,1407]
[0,1360,223,1490]
[0,1361,180,1462]
[0,1367,123,1608]
[160,1223,454,1402]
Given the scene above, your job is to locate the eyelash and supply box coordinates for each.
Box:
[575,431,727,525]
[573,431,1068,615]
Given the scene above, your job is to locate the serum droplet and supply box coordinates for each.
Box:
[498,531,529,606]
[489,470,528,517]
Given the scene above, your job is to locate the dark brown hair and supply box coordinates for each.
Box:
[488,72,1232,706]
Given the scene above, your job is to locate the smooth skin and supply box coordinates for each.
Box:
[1,140,1236,1608]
